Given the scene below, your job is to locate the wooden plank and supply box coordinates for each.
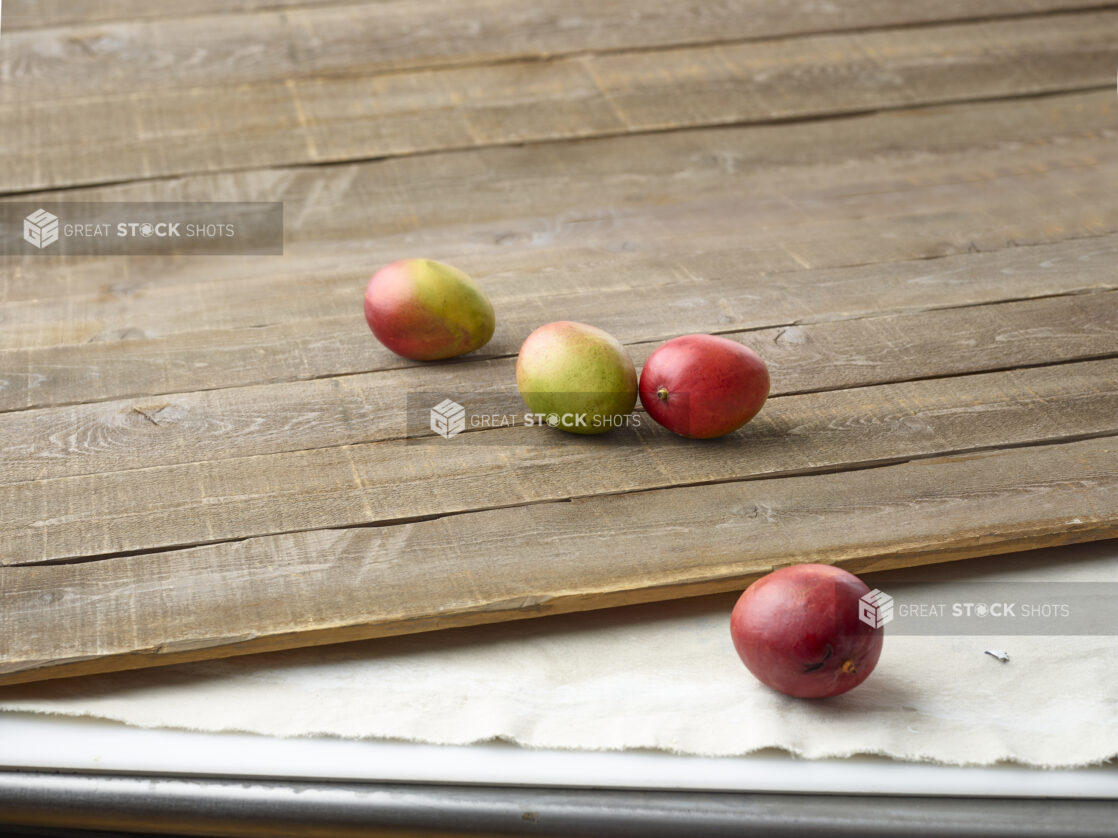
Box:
[2,231,1115,413]
[5,152,1116,348]
[1,0,345,30]
[2,291,1115,486]
[2,435,1114,685]
[6,0,1112,33]
[3,358,1116,566]
[2,112,1115,351]
[6,0,1116,102]
[2,11,1115,192]
[3,148,1115,354]
[4,88,1112,308]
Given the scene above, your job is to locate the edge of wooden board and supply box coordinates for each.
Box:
[2,436,1115,686]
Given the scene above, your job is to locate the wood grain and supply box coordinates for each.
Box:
[2,290,1115,485]
[8,0,1113,31]
[6,0,1115,102]
[2,11,1114,192]
[6,155,1116,349]
[3,358,1116,566]
[2,114,1115,353]
[1,0,344,30]
[4,88,1112,308]
[2,435,1114,685]
[3,1,1116,686]
[2,233,1115,413]
[2,216,1118,422]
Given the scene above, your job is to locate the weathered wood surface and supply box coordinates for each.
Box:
[2,0,343,29]
[5,140,1116,350]
[7,0,1112,34]
[2,436,1114,685]
[4,357,1116,566]
[2,237,1115,413]
[2,236,1118,420]
[1,10,1115,192]
[1,1,1116,684]
[1,95,1114,371]
[6,0,1117,103]
[4,88,1113,307]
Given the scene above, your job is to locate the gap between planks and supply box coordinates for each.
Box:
[1,434,1114,685]
[2,83,1112,208]
[7,0,1117,33]
[2,9,1115,193]
[3,356,1116,566]
[2,83,1111,200]
[2,290,1114,420]
[18,428,1118,570]
[2,239,1115,415]
[5,337,1118,488]
[5,134,1116,347]
[7,1,1118,101]
[1,0,355,30]
[6,90,1114,319]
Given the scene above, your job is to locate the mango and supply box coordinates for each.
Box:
[516,321,637,435]
[639,334,769,439]
[730,564,884,698]
[364,259,495,361]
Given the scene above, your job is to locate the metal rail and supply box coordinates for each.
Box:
[2,771,1117,837]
